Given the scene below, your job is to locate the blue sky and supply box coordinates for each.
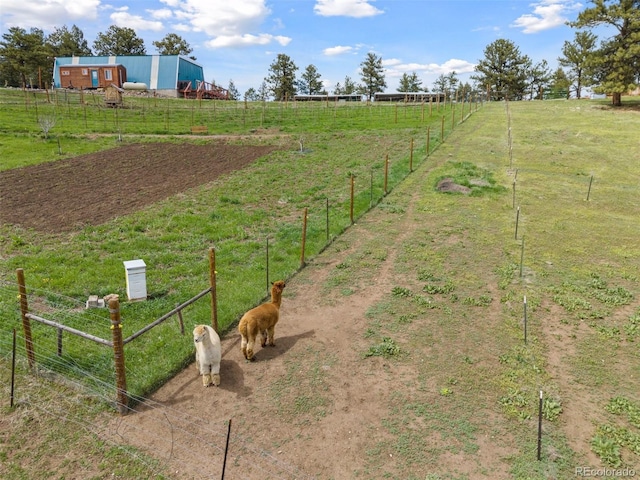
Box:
[1,0,589,95]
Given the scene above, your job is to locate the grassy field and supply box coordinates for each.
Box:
[1,90,640,478]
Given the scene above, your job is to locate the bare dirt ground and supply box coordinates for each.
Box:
[0,142,278,233]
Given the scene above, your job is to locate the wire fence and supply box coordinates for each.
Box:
[0,329,316,479]
[0,88,480,137]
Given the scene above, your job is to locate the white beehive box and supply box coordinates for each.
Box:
[123,259,147,301]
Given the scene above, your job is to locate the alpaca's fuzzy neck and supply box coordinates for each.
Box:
[270,288,283,307]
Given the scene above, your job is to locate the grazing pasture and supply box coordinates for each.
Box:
[1,91,640,479]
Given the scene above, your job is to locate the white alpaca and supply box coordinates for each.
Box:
[193,325,221,387]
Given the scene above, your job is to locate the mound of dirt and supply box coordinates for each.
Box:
[436,177,471,194]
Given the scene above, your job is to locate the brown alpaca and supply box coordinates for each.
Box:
[238,280,286,361]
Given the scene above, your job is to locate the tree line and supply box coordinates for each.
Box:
[1,0,637,105]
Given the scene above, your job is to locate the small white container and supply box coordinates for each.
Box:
[123,259,147,301]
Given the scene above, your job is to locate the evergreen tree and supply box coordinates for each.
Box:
[265,53,298,101]
[334,75,357,95]
[93,26,146,56]
[397,72,423,92]
[258,81,270,101]
[0,27,50,88]
[47,25,92,57]
[298,64,324,95]
[528,60,553,100]
[558,30,597,99]
[227,79,240,100]
[432,72,458,98]
[472,39,532,100]
[152,33,194,60]
[358,52,386,101]
[244,87,259,101]
[569,0,639,106]
[549,67,572,99]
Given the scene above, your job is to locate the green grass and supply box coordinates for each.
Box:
[0,88,461,403]
[3,92,640,478]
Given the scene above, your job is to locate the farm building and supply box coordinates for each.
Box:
[53,55,228,99]
[294,94,363,102]
[374,92,446,103]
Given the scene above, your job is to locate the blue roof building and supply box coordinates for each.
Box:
[53,55,206,98]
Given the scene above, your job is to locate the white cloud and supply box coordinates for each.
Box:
[206,33,291,48]
[323,45,354,56]
[314,0,383,18]
[383,58,476,79]
[0,0,100,31]
[172,0,271,37]
[511,0,582,34]
[149,9,174,21]
[110,11,164,32]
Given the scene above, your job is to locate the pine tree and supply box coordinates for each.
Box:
[358,52,386,101]
[472,39,531,100]
[264,53,298,101]
[569,0,639,106]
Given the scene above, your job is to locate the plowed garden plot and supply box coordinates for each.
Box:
[0,143,278,233]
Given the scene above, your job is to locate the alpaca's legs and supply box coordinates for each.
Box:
[195,352,200,371]
[260,329,268,347]
[241,335,248,359]
[246,336,256,361]
[266,326,276,346]
[211,360,221,386]
[202,373,212,387]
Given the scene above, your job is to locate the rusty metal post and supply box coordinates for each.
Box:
[16,269,35,369]
[109,298,128,415]
[409,138,414,172]
[300,207,308,268]
[209,247,218,334]
[350,175,355,224]
[384,154,389,196]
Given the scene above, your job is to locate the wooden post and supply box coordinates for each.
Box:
[426,126,431,157]
[451,109,455,130]
[177,305,185,335]
[441,116,445,143]
[350,175,355,224]
[409,138,414,172]
[300,207,308,268]
[209,247,218,333]
[16,269,35,369]
[109,298,128,415]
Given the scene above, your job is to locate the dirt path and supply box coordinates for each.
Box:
[101,158,431,479]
